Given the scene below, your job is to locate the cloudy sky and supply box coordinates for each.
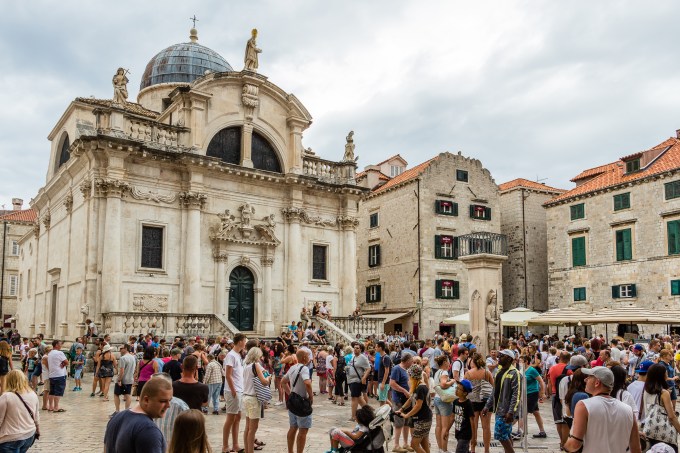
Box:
[2,1,680,207]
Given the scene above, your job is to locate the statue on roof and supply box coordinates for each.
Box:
[244,29,262,72]
[112,68,129,104]
[343,130,356,162]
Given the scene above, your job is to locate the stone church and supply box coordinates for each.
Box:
[17,28,364,340]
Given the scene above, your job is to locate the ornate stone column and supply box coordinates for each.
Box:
[260,253,275,336]
[338,216,359,316]
[282,207,303,322]
[214,251,227,318]
[286,118,306,174]
[97,178,130,314]
[180,191,207,313]
[241,123,254,168]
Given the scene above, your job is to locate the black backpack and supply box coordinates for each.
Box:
[554,366,570,393]
[336,356,346,376]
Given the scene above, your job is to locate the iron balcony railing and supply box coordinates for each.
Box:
[457,232,508,257]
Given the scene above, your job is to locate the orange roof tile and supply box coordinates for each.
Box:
[370,157,438,195]
[356,169,390,182]
[75,97,159,119]
[498,178,564,193]
[547,137,680,205]
[570,163,610,182]
[0,209,37,223]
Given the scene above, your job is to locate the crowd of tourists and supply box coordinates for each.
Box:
[4,325,680,452]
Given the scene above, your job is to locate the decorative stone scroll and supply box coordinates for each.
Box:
[281,207,337,227]
[178,191,207,209]
[211,203,280,246]
[242,84,259,120]
[132,294,169,313]
[130,186,177,204]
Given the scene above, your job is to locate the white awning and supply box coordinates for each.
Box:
[363,312,411,323]
[442,307,540,327]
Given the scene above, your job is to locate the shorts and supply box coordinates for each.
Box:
[288,411,312,429]
[243,395,261,419]
[377,383,389,402]
[349,382,364,398]
[494,415,513,442]
[551,395,565,424]
[114,383,132,396]
[472,400,487,412]
[412,419,432,438]
[393,400,406,428]
[433,397,453,416]
[74,369,83,380]
[671,387,678,401]
[225,391,243,414]
[330,428,356,448]
[527,392,539,413]
[49,376,66,397]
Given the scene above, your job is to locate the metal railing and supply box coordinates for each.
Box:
[457,232,508,257]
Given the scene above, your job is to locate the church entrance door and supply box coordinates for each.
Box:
[228,266,254,331]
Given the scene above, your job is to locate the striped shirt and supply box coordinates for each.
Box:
[203,361,224,385]
[154,397,189,442]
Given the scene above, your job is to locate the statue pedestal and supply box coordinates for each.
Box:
[459,253,507,357]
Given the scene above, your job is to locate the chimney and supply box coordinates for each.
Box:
[677,129,680,139]
[11,198,22,211]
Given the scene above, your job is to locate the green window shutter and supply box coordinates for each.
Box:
[376,245,381,266]
[668,221,680,255]
[368,247,372,267]
[572,237,586,267]
[453,281,460,299]
[630,284,637,297]
[435,280,442,298]
[453,236,459,259]
[435,200,442,214]
[453,203,458,216]
[469,205,475,218]
[366,286,371,303]
[671,280,680,296]
[434,235,442,259]
[485,207,492,221]
[573,288,579,301]
[376,285,381,302]
[616,229,632,261]
[612,285,620,299]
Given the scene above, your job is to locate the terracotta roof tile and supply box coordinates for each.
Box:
[547,137,680,205]
[498,178,564,193]
[75,97,159,119]
[356,170,390,182]
[370,157,438,195]
[0,209,37,223]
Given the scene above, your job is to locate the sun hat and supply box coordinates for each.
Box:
[102,345,112,353]
[498,349,515,360]
[580,366,614,388]
[460,334,468,341]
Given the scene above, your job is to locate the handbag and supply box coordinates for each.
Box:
[433,370,457,403]
[15,392,40,441]
[286,365,313,417]
[642,393,678,445]
[252,364,272,404]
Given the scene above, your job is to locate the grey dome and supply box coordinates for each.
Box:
[140,41,233,90]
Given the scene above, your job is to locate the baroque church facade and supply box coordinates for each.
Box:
[17,28,364,340]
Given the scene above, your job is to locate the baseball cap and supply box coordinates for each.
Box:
[566,355,588,370]
[459,379,473,393]
[498,349,516,360]
[170,348,182,355]
[633,344,644,352]
[581,366,614,388]
[636,360,654,374]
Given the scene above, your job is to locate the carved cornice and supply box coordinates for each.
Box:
[178,191,207,209]
[261,256,275,267]
[337,215,359,230]
[130,186,177,204]
[212,249,229,262]
[281,207,337,227]
[95,178,130,198]
[32,224,40,238]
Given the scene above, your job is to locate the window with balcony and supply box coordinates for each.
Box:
[434,235,457,259]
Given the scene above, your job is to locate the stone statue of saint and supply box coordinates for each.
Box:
[217,209,236,237]
[112,68,129,104]
[486,290,500,351]
[240,203,255,227]
[255,214,278,242]
[343,131,355,162]
[244,29,262,72]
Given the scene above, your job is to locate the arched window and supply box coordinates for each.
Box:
[252,131,282,173]
[206,127,241,165]
[57,133,70,168]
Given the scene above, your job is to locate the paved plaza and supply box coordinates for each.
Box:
[27,361,563,453]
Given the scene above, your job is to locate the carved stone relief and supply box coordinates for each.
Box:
[281,207,338,227]
[211,203,280,247]
[178,191,207,209]
[64,193,73,214]
[130,186,177,204]
[95,178,130,197]
[132,294,169,313]
[242,84,259,120]
[41,210,51,230]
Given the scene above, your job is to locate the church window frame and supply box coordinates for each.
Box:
[55,132,70,171]
[310,242,329,283]
[138,221,167,273]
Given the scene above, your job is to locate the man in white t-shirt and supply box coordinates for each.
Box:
[319,301,330,319]
[609,339,622,363]
[222,333,246,453]
[299,342,313,371]
[47,340,68,412]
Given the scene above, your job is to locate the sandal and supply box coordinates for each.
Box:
[254,440,266,446]
[54,408,66,412]
[254,447,264,451]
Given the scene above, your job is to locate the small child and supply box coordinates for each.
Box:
[452,379,475,453]
[25,349,38,388]
[73,346,85,391]
[326,404,375,453]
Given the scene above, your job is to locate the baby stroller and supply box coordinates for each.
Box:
[340,404,393,453]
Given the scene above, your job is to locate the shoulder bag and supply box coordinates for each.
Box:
[433,369,456,402]
[642,393,677,445]
[252,363,272,404]
[15,392,39,441]
[286,365,313,417]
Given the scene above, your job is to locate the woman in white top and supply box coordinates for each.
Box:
[242,346,271,453]
[642,363,680,452]
[0,370,40,452]
[610,365,638,420]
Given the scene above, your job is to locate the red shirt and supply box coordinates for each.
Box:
[547,363,567,394]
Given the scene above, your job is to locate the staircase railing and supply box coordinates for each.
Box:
[316,317,354,344]
[102,312,239,338]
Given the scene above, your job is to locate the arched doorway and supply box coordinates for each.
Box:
[228,266,255,330]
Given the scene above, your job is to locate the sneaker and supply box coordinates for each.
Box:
[90,392,95,397]
[274,401,284,406]
[512,430,523,440]
[532,432,547,438]
[73,387,78,391]
[212,410,219,415]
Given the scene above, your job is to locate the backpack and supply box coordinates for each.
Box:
[336,356,346,376]
[0,356,9,375]
[554,365,570,394]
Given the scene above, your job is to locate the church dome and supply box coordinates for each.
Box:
[140,29,233,90]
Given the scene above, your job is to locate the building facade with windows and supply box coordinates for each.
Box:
[0,200,37,327]
[17,29,364,340]
[545,133,680,337]
[499,179,564,312]
[356,152,501,338]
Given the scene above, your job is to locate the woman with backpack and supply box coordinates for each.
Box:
[465,352,494,453]
[641,363,680,451]
[134,346,159,398]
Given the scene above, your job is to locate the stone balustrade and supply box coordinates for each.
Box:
[126,117,183,148]
[330,316,386,338]
[102,312,237,340]
[302,155,357,184]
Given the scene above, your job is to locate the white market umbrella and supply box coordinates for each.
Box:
[443,307,540,327]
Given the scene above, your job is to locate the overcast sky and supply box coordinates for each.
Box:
[2,1,680,208]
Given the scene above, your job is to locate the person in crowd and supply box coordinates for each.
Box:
[658,349,678,409]
[135,346,160,398]
[563,366,641,453]
[172,355,209,411]
[47,340,68,413]
[223,333,246,453]
[547,351,570,449]
[628,344,644,378]
[25,349,38,390]
[333,345,347,407]
[641,363,680,452]
[376,341,391,407]
[113,344,137,416]
[243,346,271,453]
[451,347,468,382]
[563,369,588,428]
[433,355,455,453]
[452,379,475,453]
[347,343,371,422]
[203,353,224,415]
[191,344,209,384]
[391,351,414,452]
[72,345,85,391]
[273,343,286,406]
[609,365,638,419]
[152,373,189,444]
[319,301,331,320]
[482,349,520,453]
[163,348,183,382]
[628,360,653,416]
[0,341,13,395]
[325,346,336,400]
[282,349,314,453]
[395,363,432,453]
[96,344,117,402]
[646,339,662,362]
[325,404,375,453]
[316,346,328,395]
[523,353,547,439]
[104,375,172,453]
[465,352,494,452]
[0,370,39,452]
[167,409,212,453]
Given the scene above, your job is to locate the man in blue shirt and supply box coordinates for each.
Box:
[390,351,413,452]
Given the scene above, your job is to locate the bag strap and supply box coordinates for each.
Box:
[292,364,303,388]
[352,357,361,380]
[14,392,38,433]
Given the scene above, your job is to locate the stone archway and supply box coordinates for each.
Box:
[228,266,255,330]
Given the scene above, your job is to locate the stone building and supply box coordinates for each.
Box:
[17,28,365,341]
[545,132,680,337]
[499,179,564,312]
[0,200,37,327]
[356,152,503,339]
